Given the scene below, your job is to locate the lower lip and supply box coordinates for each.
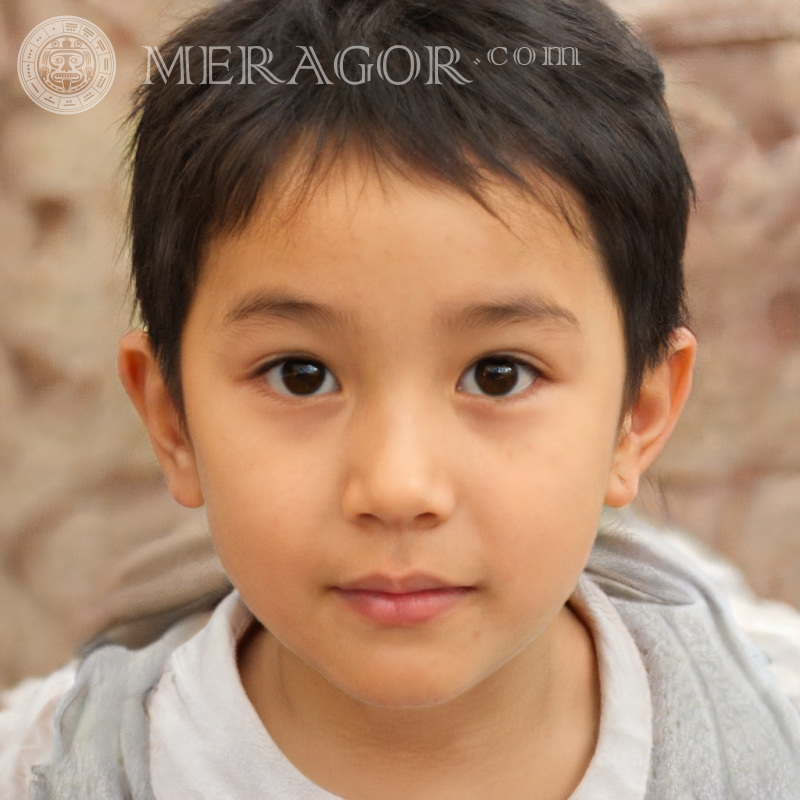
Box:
[333,587,474,625]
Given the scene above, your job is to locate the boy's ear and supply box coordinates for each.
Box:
[604,327,697,508]
[117,330,204,508]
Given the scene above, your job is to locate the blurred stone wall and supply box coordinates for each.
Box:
[0,0,228,689]
[615,0,800,609]
[0,0,798,687]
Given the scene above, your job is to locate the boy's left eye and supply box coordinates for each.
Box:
[458,357,538,397]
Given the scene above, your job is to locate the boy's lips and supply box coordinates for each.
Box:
[337,573,466,593]
[332,574,476,625]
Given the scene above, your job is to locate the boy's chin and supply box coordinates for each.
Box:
[319,657,497,711]
[335,678,475,711]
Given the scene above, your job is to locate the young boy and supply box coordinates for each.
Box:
[2,0,800,797]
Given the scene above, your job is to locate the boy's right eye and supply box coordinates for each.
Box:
[259,358,339,396]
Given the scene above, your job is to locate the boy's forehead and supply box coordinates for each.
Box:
[198,176,612,345]
[205,144,599,281]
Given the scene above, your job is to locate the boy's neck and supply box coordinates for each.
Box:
[238,602,600,800]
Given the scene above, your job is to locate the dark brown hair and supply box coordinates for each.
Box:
[126,0,693,428]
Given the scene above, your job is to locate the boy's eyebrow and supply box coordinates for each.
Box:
[221,291,354,332]
[440,294,581,334]
[220,290,580,334]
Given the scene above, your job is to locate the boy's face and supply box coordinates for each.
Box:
[134,156,642,707]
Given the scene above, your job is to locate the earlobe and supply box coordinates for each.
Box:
[117,330,204,508]
[604,327,697,508]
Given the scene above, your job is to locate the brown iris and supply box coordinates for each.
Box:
[473,358,520,395]
[281,359,326,394]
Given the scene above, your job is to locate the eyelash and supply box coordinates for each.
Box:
[253,355,542,400]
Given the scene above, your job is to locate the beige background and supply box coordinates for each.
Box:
[0,0,798,688]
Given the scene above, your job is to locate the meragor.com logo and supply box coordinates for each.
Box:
[17,16,116,114]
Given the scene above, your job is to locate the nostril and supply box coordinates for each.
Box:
[768,287,800,346]
[30,196,70,239]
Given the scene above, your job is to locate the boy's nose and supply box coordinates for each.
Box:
[340,398,456,532]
